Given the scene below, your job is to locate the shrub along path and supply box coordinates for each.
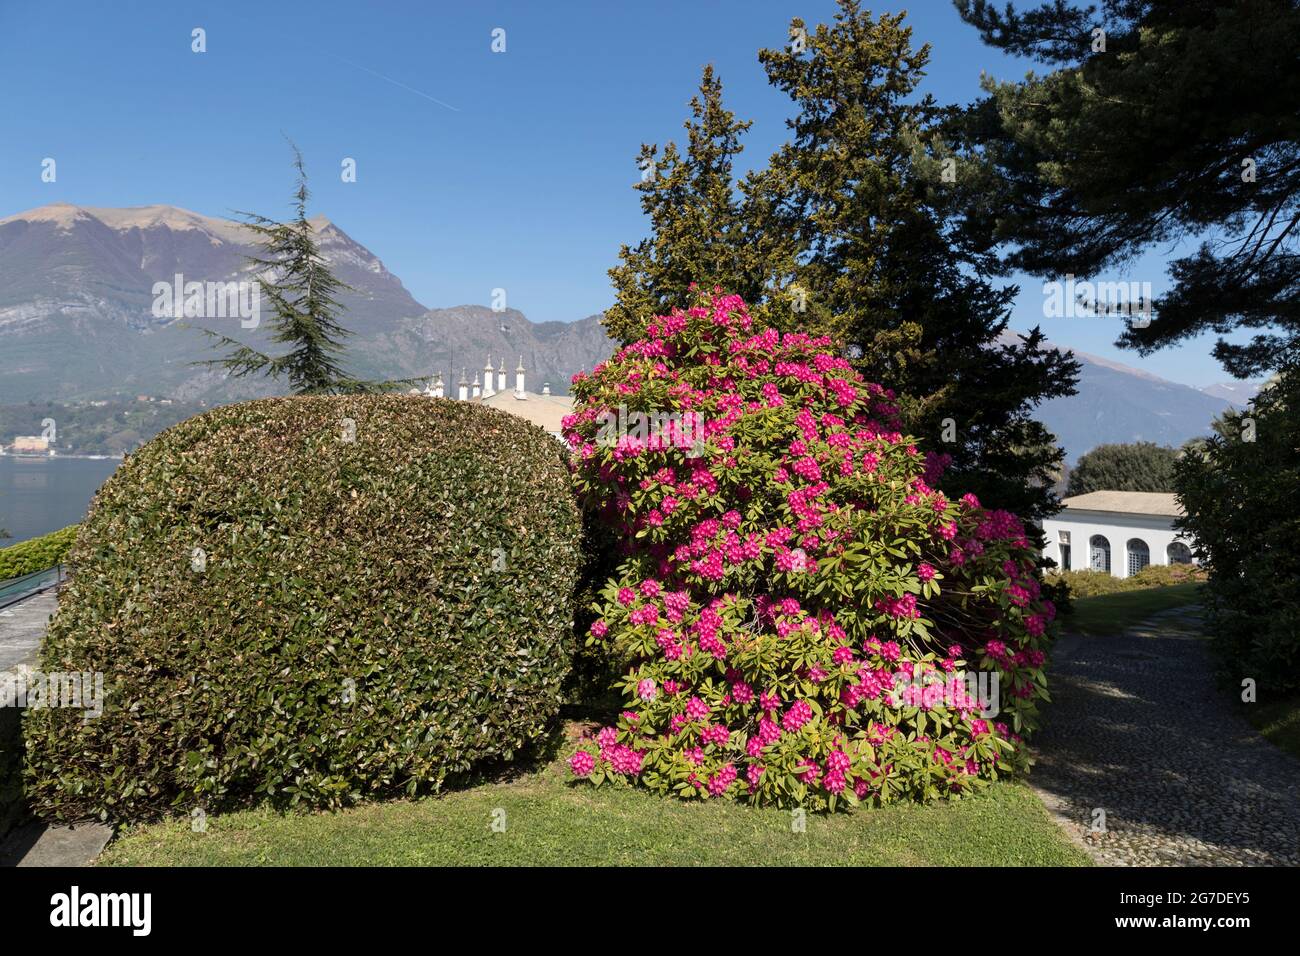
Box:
[0,589,113,865]
[1033,604,1300,865]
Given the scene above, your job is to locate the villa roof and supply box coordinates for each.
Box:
[473,389,573,433]
[1059,490,1183,517]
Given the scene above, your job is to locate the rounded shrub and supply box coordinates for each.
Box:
[563,291,1055,809]
[24,395,581,822]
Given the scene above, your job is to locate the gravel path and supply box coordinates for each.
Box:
[1032,605,1300,866]
[0,589,58,671]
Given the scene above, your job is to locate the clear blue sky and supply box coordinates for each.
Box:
[0,0,1239,385]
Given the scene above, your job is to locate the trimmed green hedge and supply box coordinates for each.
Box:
[1046,563,1206,601]
[23,395,582,823]
[0,706,23,839]
[0,525,78,581]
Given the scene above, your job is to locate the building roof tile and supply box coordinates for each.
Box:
[1059,490,1183,517]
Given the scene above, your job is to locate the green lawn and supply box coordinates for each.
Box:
[1063,581,1202,636]
[98,752,1090,867]
[1243,697,1300,762]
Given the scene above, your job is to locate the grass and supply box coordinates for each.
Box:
[1063,581,1203,636]
[98,751,1090,867]
[1242,697,1300,762]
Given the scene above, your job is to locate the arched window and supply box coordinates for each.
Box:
[1090,535,1111,573]
[1127,538,1150,576]
[1167,541,1193,565]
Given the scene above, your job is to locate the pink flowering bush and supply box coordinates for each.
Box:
[563,290,1054,809]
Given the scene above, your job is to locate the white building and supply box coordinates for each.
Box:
[1041,491,1197,578]
[412,356,573,439]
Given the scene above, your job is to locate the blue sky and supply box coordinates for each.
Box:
[0,0,1239,386]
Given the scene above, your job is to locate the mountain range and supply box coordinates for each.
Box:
[1030,346,1259,463]
[0,202,1260,462]
[0,202,606,405]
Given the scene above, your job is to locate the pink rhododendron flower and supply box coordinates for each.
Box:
[702,723,730,746]
[782,700,813,733]
[608,745,644,775]
[707,764,737,796]
[563,290,1052,809]
[569,751,595,777]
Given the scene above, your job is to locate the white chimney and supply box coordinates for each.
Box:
[472,374,481,399]
[458,368,468,402]
[515,356,526,397]
[496,360,506,394]
[433,373,445,399]
[483,355,495,398]
[542,382,551,396]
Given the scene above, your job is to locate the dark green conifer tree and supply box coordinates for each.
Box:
[607,1,1078,521]
[955,0,1300,377]
[604,66,787,343]
[203,145,385,394]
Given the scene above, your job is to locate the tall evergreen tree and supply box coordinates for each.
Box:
[604,66,784,343]
[1174,365,1300,692]
[755,1,1080,521]
[955,0,1300,378]
[606,2,1079,522]
[204,145,376,394]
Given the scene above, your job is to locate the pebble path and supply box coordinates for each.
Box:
[1032,606,1300,866]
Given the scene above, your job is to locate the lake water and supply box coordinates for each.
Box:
[0,456,120,544]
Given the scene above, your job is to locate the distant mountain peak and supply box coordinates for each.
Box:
[0,202,98,229]
[1066,348,1176,386]
[0,202,251,246]
[996,327,1184,388]
[1199,380,1263,406]
[994,326,1233,461]
[0,201,437,403]
[89,204,252,245]
[2,203,345,246]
